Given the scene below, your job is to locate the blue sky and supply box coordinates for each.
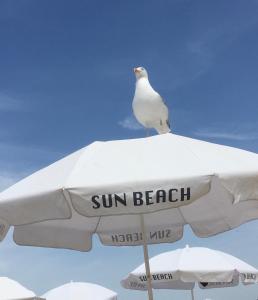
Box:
[0,0,258,299]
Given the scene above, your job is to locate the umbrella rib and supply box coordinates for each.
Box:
[93,215,102,234]
[177,206,188,225]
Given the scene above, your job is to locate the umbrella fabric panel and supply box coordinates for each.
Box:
[0,277,36,300]
[67,134,258,217]
[14,209,100,251]
[42,282,117,300]
[0,147,87,225]
[180,175,258,237]
[215,251,258,284]
[179,135,258,203]
[177,247,236,282]
[97,208,185,246]
[67,134,212,217]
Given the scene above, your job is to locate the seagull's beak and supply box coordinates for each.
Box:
[134,68,140,74]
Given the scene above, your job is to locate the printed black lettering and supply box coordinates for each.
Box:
[133,232,142,242]
[114,193,127,207]
[126,233,133,242]
[145,190,154,205]
[92,195,101,209]
[119,234,125,243]
[181,187,191,201]
[150,231,158,240]
[111,235,119,243]
[156,190,166,203]
[158,230,165,239]
[133,192,144,206]
[102,194,113,208]
[169,189,178,202]
[140,276,147,282]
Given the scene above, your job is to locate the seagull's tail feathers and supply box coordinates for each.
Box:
[156,119,171,134]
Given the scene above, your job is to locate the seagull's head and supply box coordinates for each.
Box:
[133,66,148,79]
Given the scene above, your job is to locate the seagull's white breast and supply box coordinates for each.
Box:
[132,78,168,128]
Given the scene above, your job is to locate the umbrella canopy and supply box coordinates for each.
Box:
[41,282,117,300]
[0,277,42,300]
[121,245,258,290]
[0,133,258,251]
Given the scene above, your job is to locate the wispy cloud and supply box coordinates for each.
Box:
[0,171,28,192]
[187,16,258,80]
[194,124,258,141]
[0,92,24,112]
[0,173,19,191]
[118,115,142,131]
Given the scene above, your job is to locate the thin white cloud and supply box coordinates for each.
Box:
[118,115,142,131]
[0,174,19,191]
[187,16,258,80]
[194,127,258,141]
[0,93,23,112]
[0,169,31,192]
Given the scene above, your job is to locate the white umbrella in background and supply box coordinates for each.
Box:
[0,277,43,300]
[42,282,117,300]
[1,133,258,300]
[121,245,258,300]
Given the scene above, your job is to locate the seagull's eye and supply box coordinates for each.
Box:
[141,67,144,71]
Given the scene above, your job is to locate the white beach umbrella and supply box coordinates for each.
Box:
[0,277,43,300]
[1,133,258,300]
[42,282,117,300]
[121,245,258,299]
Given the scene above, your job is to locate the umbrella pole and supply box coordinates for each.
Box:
[140,214,154,300]
[190,289,195,300]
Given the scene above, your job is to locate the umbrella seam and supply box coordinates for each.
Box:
[64,141,104,189]
[93,216,101,234]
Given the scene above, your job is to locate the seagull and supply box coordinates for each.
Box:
[132,66,171,135]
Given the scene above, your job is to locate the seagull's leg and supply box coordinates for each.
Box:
[146,128,150,137]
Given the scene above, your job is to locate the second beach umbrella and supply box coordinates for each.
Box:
[121,245,258,300]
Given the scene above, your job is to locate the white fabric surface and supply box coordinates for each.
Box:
[0,277,38,300]
[42,282,117,300]
[0,133,258,250]
[121,246,258,290]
